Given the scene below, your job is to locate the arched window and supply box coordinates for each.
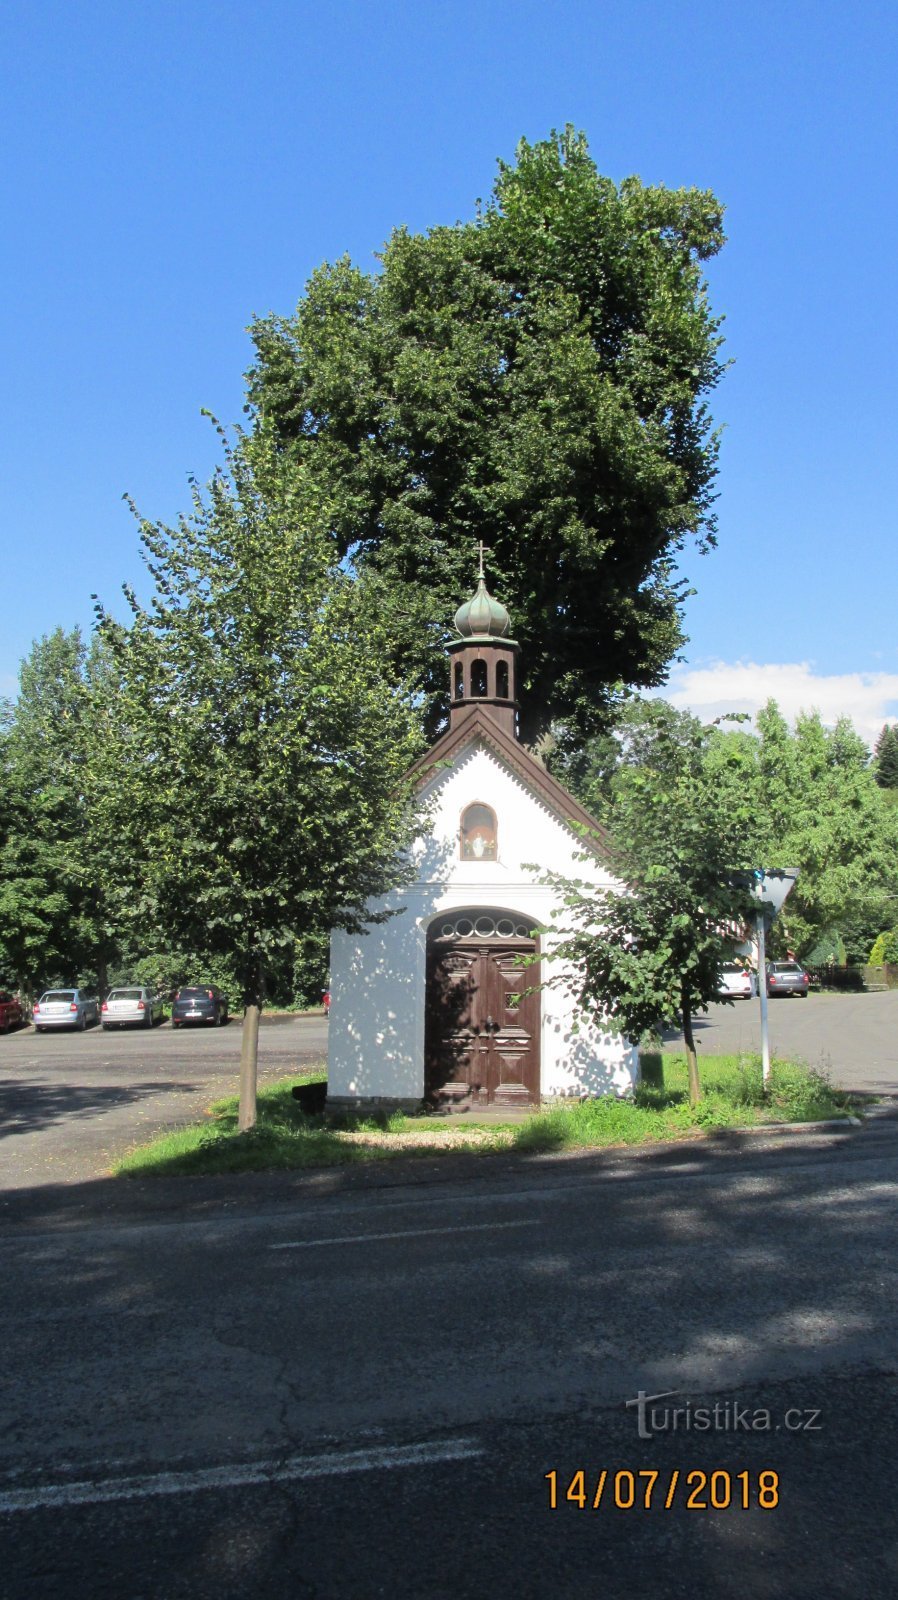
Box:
[496,660,509,699]
[453,661,464,700]
[460,803,497,860]
[470,658,487,697]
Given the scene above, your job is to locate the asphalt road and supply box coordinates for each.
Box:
[0,1015,329,1190]
[1,1116,897,1598]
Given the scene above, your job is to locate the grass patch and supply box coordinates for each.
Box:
[114,1068,417,1177]
[516,1055,857,1154]
[114,1055,860,1179]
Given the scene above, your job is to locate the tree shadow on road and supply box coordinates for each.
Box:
[0,1078,203,1140]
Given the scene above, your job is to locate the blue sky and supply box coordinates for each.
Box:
[2,0,896,742]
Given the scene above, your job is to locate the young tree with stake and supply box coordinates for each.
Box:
[543,705,755,1104]
[94,423,423,1129]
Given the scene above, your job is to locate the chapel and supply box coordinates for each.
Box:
[327,561,638,1110]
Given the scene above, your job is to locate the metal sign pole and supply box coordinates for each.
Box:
[757,910,770,1085]
[745,869,798,1089]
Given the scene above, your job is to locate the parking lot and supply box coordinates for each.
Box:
[2,991,898,1193]
[665,987,898,1096]
[0,1014,328,1191]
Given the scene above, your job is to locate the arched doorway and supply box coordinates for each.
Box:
[425,911,540,1107]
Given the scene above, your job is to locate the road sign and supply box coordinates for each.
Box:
[750,868,799,921]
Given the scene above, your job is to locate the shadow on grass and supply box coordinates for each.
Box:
[114,1055,862,1179]
[115,1069,409,1177]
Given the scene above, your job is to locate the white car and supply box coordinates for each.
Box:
[717,962,757,1000]
[101,986,166,1028]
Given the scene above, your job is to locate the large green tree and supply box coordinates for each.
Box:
[554,697,898,962]
[700,705,898,958]
[93,424,424,1127]
[247,128,727,745]
[0,629,114,994]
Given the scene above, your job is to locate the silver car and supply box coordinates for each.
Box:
[33,988,100,1032]
[766,961,809,998]
[101,986,165,1029]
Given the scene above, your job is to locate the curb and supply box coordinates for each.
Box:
[735,1115,863,1134]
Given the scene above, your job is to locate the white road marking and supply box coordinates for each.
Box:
[0,1437,483,1515]
[269,1218,540,1250]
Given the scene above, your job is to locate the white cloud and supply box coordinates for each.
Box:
[660,661,898,749]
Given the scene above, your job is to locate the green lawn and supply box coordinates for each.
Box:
[113,1054,861,1179]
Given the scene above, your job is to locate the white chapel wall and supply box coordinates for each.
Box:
[328,744,638,1103]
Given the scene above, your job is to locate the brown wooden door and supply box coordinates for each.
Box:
[425,938,539,1106]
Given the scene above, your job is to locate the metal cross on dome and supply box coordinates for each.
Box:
[477,541,490,580]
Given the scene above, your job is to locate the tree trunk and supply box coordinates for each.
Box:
[681,989,701,1106]
[238,961,265,1132]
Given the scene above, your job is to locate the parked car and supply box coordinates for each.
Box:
[171,986,229,1027]
[0,992,24,1034]
[101,986,166,1029]
[766,961,810,998]
[717,962,757,1000]
[33,988,100,1031]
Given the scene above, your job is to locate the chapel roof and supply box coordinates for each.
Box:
[407,703,616,865]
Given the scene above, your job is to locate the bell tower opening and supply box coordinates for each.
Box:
[448,545,520,739]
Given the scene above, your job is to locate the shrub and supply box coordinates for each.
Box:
[868,930,898,965]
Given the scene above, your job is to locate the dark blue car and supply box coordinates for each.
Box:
[171,986,229,1027]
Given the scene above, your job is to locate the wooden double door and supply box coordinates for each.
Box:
[425,934,540,1107]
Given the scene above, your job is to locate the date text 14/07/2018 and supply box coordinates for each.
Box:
[545,1469,779,1511]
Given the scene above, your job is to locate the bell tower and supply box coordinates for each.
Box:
[448,547,520,740]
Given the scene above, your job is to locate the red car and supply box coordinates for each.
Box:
[0,992,24,1034]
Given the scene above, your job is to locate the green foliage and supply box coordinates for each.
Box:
[874,724,898,788]
[639,1053,849,1120]
[556,696,898,964]
[247,128,727,744]
[288,927,330,1008]
[541,702,757,1100]
[92,422,425,1018]
[804,928,847,967]
[107,950,242,1007]
[740,705,898,956]
[868,930,898,965]
[0,630,116,993]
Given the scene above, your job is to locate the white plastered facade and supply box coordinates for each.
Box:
[328,739,638,1104]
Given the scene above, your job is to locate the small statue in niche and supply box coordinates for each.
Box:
[461,803,497,859]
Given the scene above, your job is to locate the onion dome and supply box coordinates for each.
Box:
[453,554,513,639]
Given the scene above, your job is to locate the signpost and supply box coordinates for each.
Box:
[748,869,800,1084]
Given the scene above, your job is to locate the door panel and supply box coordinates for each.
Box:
[426,937,539,1105]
